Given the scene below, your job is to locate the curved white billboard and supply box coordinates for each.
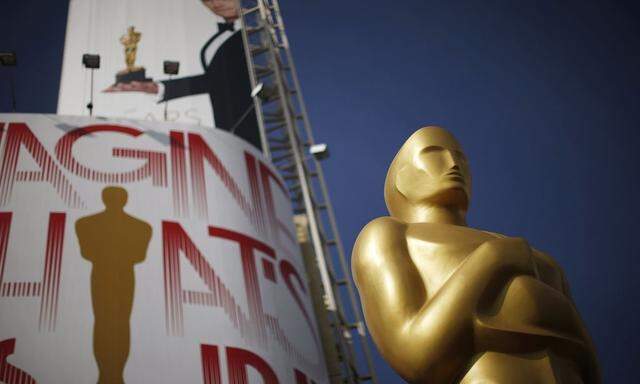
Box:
[0,114,328,384]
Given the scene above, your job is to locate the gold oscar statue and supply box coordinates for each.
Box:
[115,26,151,85]
[76,186,152,384]
[352,127,600,383]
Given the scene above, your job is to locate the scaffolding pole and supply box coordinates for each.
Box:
[236,1,378,382]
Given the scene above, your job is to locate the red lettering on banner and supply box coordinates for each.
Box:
[0,123,83,208]
[294,369,317,384]
[162,221,249,337]
[0,123,5,151]
[162,222,274,341]
[54,124,167,186]
[200,344,222,384]
[169,131,189,217]
[203,344,307,384]
[244,152,267,235]
[280,260,318,345]
[162,222,306,361]
[187,133,265,234]
[199,344,324,384]
[209,226,275,347]
[0,212,66,331]
[262,258,276,283]
[227,347,279,384]
[0,339,36,384]
[258,160,296,245]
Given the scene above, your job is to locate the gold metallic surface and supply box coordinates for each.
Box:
[119,26,142,73]
[76,187,152,384]
[352,127,600,383]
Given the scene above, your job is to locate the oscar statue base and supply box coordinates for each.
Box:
[115,67,151,84]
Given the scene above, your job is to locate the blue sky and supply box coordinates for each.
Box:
[2,0,639,382]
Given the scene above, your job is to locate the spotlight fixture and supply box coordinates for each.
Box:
[0,52,17,66]
[251,82,279,101]
[82,53,100,116]
[163,60,180,75]
[251,83,264,98]
[82,54,100,69]
[310,143,329,160]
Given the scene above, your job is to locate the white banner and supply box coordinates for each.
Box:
[57,0,259,148]
[0,114,328,384]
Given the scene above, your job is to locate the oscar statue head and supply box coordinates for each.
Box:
[102,186,128,212]
[384,126,471,224]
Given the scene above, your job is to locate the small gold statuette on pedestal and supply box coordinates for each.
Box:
[352,127,600,383]
[115,26,151,84]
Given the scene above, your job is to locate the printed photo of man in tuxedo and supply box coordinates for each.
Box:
[106,0,261,150]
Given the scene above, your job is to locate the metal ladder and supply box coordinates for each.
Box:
[236,1,378,383]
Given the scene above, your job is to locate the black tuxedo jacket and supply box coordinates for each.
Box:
[160,30,261,150]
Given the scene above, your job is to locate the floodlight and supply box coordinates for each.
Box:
[251,82,280,101]
[251,83,264,98]
[0,52,16,66]
[163,60,180,75]
[82,54,100,69]
[310,143,329,160]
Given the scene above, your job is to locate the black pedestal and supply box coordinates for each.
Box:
[115,68,152,84]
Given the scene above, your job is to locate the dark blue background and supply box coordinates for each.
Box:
[1,0,638,382]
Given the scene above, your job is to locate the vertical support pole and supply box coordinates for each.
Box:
[235,0,271,159]
[235,1,378,382]
[87,69,95,117]
[164,75,172,122]
[9,72,16,112]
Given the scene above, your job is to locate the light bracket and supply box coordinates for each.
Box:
[82,54,100,69]
[309,143,329,160]
[163,60,180,75]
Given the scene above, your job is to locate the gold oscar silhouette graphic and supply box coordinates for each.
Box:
[76,186,152,384]
[352,127,600,383]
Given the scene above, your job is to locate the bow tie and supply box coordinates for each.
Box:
[217,22,235,33]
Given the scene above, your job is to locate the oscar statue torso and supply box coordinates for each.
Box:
[352,126,600,384]
[406,222,592,383]
[120,26,142,73]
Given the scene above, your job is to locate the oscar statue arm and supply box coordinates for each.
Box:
[75,218,94,263]
[132,220,153,265]
[547,254,602,383]
[160,74,210,102]
[352,217,536,383]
